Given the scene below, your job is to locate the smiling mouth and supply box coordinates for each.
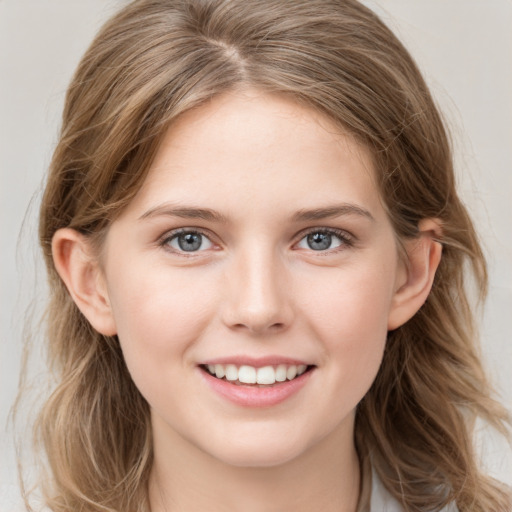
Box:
[200,363,315,387]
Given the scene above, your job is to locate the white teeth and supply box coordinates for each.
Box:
[256,366,276,385]
[214,364,225,379]
[286,365,297,380]
[238,365,257,384]
[275,364,287,382]
[205,363,310,384]
[225,364,238,381]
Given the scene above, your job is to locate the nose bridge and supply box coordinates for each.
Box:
[223,241,291,333]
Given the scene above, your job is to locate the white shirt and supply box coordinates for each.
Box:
[0,473,460,512]
[370,469,459,511]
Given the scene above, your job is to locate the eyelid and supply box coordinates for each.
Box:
[158,227,218,255]
[293,227,356,252]
[156,226,356,255]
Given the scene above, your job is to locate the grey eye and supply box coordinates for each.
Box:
[297,231,343,251]
[168,232,213,252]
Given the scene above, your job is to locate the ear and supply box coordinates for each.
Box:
[387,219,442,331]
[52,228,117,336]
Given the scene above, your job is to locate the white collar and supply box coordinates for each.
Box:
[370,468,458,511]
[369,468,403,511]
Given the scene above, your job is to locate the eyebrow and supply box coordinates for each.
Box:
[292,204,375,223]
[138,202,374,223]
[138,204,228,223]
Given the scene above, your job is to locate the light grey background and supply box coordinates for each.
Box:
[1,0,511,501]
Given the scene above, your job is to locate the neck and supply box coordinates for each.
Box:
[149,414,361,512]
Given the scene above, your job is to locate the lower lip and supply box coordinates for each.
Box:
[199,368,314,408]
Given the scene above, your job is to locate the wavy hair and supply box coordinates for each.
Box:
[26,0,511,510]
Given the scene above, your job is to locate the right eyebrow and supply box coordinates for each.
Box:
[138,202,375,224]
[138,203,228,223]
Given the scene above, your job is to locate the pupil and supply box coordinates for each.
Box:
[178,233,202,251]
[307,232,331,251]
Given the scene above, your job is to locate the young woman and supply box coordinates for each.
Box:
[19,0,511,510]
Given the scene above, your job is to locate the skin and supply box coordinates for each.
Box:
[53,89,441,511]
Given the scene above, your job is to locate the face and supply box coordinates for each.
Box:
[99,90,406,467]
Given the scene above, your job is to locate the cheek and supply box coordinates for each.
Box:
[299,262,394,398]
[105,268,220,415]
[303,261,394,340]
[106,267,217,369]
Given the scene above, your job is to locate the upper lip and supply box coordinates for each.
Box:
[199,356,313,368]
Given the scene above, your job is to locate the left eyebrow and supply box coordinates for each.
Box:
[292,204,375,223]
[138,204,228,223]
[138,202,374,223]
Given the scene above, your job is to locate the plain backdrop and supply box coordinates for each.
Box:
[1,0,511,501]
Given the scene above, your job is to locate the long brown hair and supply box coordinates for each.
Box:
[28,0,511,510]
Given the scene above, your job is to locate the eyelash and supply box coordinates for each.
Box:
[159,228,215,255]
[295,227,355,253]
[158,227,355,255]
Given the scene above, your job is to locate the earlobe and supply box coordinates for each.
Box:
[52,228,117,336]
[387,219,442,331]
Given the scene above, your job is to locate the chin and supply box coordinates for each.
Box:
[214,448,300,469]
[205,432,315,469]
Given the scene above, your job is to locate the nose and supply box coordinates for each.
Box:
[221,246,293,335]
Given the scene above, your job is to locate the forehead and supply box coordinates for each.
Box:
[124,89,383,220]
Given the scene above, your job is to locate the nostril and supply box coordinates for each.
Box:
[230,321,286,333]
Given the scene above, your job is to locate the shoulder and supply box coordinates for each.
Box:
[0,483,26,512]
[0,484,50,512]
[370,470,459,512]
[369,471,403,512]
